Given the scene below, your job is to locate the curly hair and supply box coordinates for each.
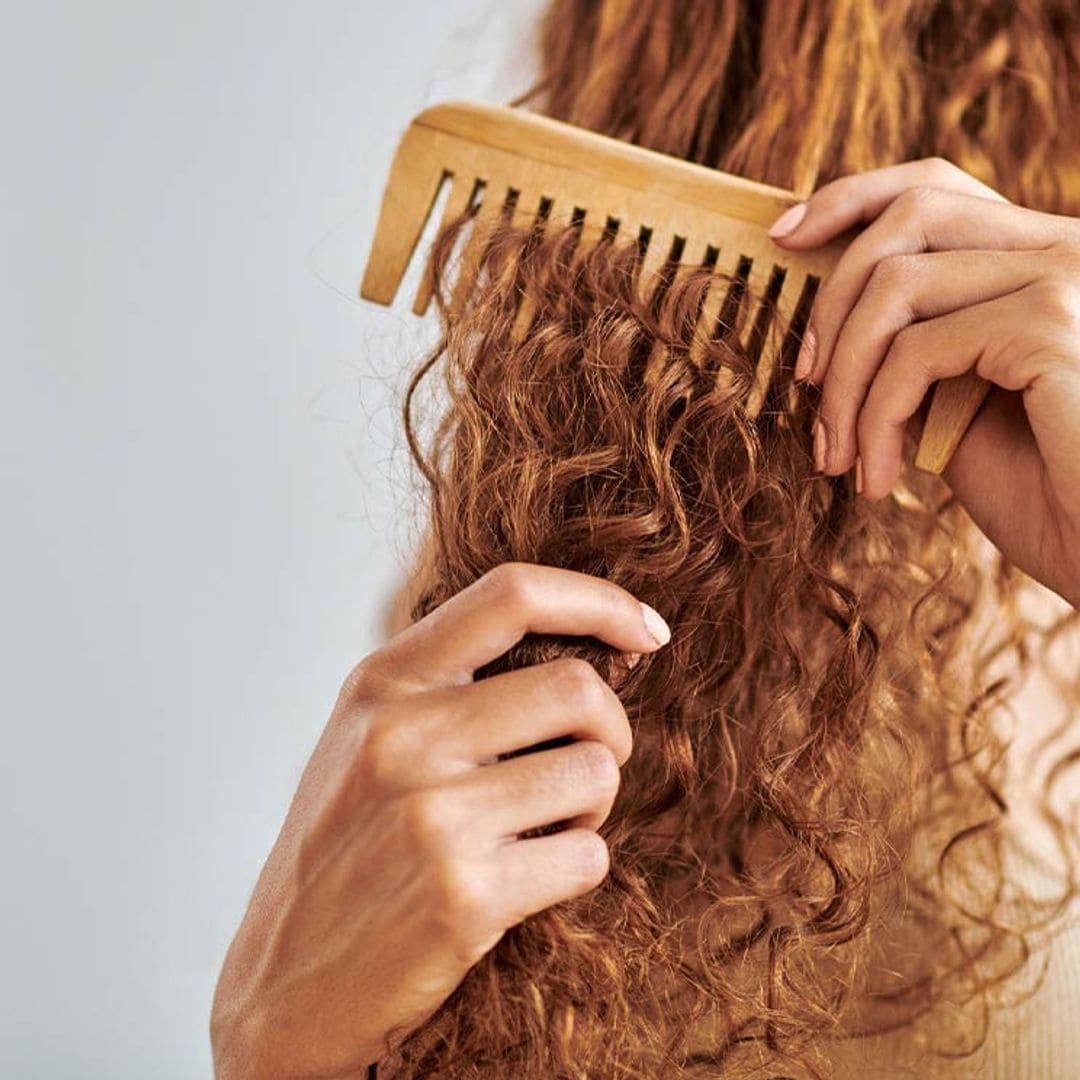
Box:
[371,2,1080,1076]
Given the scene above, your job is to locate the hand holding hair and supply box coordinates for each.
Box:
[769,157,1080,609]
[209,563,669,1079]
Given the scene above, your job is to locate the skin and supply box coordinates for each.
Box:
[210,563,670,1079]
[211,159,1080,1080]
[768,156,1080,609]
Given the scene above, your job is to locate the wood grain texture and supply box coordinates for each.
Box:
[360,100,982,477]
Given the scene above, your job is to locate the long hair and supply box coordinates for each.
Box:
[376,2,1080,1075]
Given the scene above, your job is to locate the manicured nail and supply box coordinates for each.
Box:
[813,419,827,472]
[855,455,864,494]
[768,201,807,239]
[640,603,671,646]
[794,327,816,382]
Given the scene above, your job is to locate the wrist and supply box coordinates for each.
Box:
[210,994,277,1080]
[211,997,385,1080]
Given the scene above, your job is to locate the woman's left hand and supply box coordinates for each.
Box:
[767,158,1080,609]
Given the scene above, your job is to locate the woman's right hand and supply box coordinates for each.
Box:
[210,562,671,1080]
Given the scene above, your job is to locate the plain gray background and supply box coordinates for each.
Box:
[0,2,540,1075]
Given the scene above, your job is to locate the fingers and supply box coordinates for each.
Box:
[363,562,671,692]
[766,156,1080,497]
[767,156,1007,249]
[452,737,622,836]
[495,827,611,924]
[454,656,633,766]
[814,249,1040,475]
[853,285,1054,499]
[363,656,634,787]
[796,189,1065,389]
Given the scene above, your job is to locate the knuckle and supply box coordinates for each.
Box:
[923,155,958,184]
[889,185,937,228]
[358,713,409,787]
[867,253,915,296]
[570,739,620,796]
[340,654,385,702]
[908,183,942,205]
[432,857,489,927]
[483,561,536,610]
[885,321,918,364]
[429,861,501,962]
[401,788,456,849]
[573,831,611,887]
[552,657,606,712]
[1036,272,1080,329]
[885,324,935,384]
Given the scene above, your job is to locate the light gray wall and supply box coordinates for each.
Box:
[0,2,539,1076]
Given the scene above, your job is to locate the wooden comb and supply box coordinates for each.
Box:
[359,101,990,475]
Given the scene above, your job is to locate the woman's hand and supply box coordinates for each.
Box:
[768,158,1080,608]
[210,563,670,1080]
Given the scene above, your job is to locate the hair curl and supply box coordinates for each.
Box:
[371,2,1080,1076]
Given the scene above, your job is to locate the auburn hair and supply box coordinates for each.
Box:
[373,1,1080,1076]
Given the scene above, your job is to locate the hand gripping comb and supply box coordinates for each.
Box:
[359,101,990,474]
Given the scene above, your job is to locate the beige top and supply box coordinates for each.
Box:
[828,583,1080,1078]
[826,906,1080,1079]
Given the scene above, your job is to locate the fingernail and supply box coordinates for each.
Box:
[855,455,864,494]
[610,650,642,690]
[768,201,807,239]
[640,603,671,646]
[794,327,816,382]
[813,419,827,472]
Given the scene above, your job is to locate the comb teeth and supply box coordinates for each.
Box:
[411,174,479,316]
[446,177,512,315]
[358,102,832,414]
[360,101,989,475]
[360,101,842,313]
